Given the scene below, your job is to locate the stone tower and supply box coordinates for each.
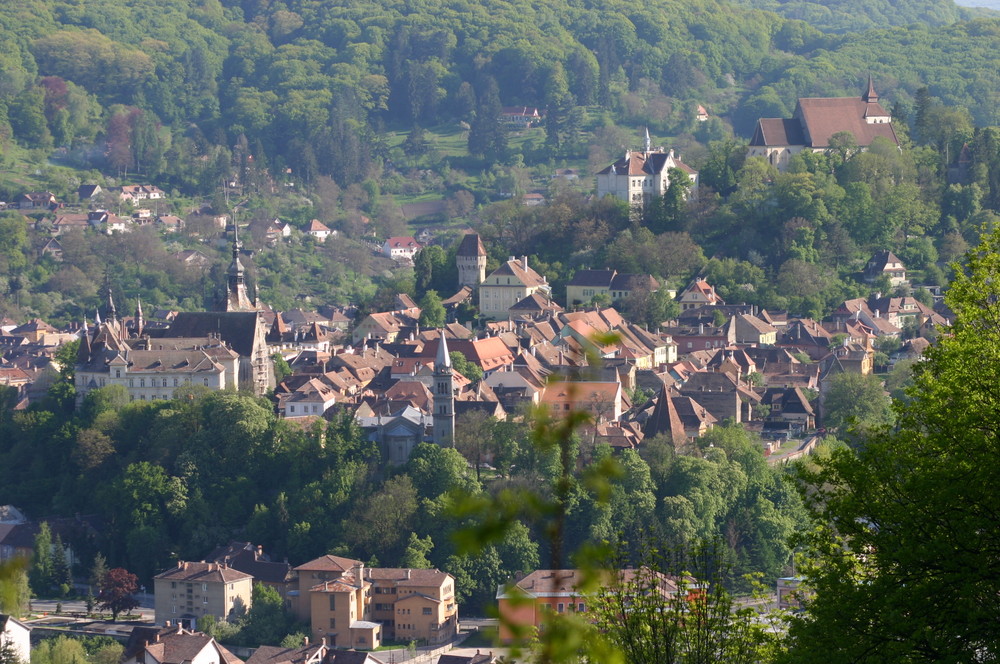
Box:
[456,233,487,287]
[432,331,455,448]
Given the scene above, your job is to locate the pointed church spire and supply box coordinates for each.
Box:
[95,308,102,326]
[863,74,878,103]
[644,127,651,152]
[224,221,255,311]
[105,286,117,323]
[232,218,242,260]
[436,330,452,369]
[77,317,93,366]
[433,330,455,448]
[134,297,144,338]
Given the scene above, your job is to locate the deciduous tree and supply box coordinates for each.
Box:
[786,228,1000,663]
[97,568,139,620]
[821,372,894,432]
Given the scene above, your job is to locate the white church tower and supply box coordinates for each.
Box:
[432,331,455,447]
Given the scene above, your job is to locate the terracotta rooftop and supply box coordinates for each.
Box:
[293,554,362,573]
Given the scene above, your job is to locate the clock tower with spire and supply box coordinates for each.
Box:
[225,223,256,312]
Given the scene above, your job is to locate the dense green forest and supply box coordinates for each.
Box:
[0,380,807,615]
[2,0,1000,186]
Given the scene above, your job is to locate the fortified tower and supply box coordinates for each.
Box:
[456,233,487,287]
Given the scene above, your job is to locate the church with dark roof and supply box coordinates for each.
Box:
[75,229,274,401]
[747,76,898,171]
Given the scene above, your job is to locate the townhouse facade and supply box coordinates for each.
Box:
[291,556,457,650]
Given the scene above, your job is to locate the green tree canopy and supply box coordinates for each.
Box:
[822,372,894,432]
[418,290,446,328]
[786,228,1000,663]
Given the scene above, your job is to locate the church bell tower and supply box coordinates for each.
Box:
[225,223,256,312]
[432,331,455,447]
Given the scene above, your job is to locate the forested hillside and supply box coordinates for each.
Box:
[0,0,999,325]
[2,0,1000,190]
[732,0,970,32]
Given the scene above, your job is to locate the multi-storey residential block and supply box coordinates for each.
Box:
[153,561,254,628]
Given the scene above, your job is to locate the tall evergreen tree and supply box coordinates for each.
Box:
[467,76,506,164]
[30,522,53,594]
[50,534,71,595]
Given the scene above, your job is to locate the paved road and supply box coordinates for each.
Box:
[29,594,155,622]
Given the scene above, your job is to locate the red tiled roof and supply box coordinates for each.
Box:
[294,554,362,573]
[796,97,898,148]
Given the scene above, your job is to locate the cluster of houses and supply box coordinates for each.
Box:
[0,568,476,664]
[9,185,186,238]
[1,317,79,408]
[4,223,944,462]
[150,547,458,651]
[262,239,943,458]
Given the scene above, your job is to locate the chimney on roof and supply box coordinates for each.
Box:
[521,256,528,271]
[303,636,309,646]
[165,621,171,629]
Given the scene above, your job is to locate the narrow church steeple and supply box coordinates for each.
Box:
[225,222,256,312]
[863,74,878,103]
[78,318,92,364]
[432,331,455,448]
[134,297,144,338]
[105,286,117,324]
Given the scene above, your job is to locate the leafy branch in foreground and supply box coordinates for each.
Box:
[452,332,788,663]
[784,227,1000,663]
[593,543,788,664]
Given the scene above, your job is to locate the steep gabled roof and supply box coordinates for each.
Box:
[294,554,362,573]
[456,233,486,257]
[796,96,898,148]
[642,385,686,447]
[161,312,261,357]
[567,269,615,288]
[749,118,806,147]
[488,259,547,288]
